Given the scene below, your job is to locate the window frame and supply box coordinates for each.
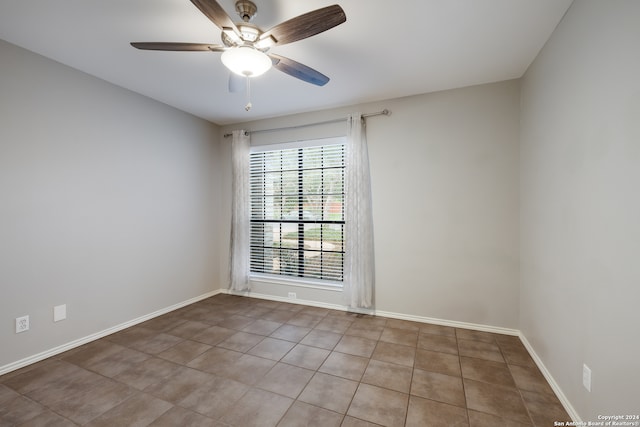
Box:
[249,136,346,289]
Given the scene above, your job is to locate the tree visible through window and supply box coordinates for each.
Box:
[250,139,345,283]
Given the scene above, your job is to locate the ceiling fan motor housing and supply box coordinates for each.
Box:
[221,22,261,46]
[235,0,257,22]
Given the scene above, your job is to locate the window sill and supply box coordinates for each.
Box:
[249,273,343,292]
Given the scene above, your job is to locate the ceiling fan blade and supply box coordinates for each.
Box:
[259,5,346,46]
[190,0,240,35]
[269,54,329,86]
[228,73,245,93]
[130,42,225,52]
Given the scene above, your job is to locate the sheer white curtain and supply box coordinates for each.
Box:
[229,130,251,292]
[344,113,375,310]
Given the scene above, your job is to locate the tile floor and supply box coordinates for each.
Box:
[0,294,570,426]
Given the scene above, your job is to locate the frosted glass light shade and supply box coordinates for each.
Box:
[221,46,272,77]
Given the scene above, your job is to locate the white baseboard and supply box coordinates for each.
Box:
[225,288,520,336]
[519,333,581,422]
[374,309,520,336]
[226,288,349,312]
[0,289,223,376]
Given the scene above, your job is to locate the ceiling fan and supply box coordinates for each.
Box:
[131,0,346,109]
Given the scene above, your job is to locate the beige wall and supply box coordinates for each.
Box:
[519,0,640,419]
[220,80,521,329]
[0,40,222,368]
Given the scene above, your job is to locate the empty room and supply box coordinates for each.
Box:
[0,0,638,425]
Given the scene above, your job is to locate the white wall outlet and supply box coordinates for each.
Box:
[54,304,67,322]
[288,292,297,299]
[582,363,592,392]
[15,315,29,333]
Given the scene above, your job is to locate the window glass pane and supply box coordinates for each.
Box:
[280,247,298,276]
[262,151,281,172]
[322,252,344,281]
[281,171,298,196]
[324,195,344,221]
[302,146,322,169]
[323,145,344,167]
[302,169,322,220]
[281,148,298,171]
[304,250,322,279]
[323,168,344,193]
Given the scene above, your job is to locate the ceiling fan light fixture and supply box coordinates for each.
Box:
[221,46,271,77]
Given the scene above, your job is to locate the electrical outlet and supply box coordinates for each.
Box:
[54,304,67,322]
[582,364,592,392]
[288,292,297,299]
[16,315,29,333]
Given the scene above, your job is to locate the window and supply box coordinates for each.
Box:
[249,138,345,284]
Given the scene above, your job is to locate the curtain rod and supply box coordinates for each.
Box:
[223,109,390,138]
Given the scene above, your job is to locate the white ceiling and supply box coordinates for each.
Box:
[0,0,572,125]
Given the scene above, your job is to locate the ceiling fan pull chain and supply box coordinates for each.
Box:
[245,76,252,111]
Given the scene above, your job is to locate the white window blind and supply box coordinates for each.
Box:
[250,138,345,283]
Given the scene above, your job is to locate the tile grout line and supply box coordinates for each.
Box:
[455,327,472,427]
[498,338,537,426]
